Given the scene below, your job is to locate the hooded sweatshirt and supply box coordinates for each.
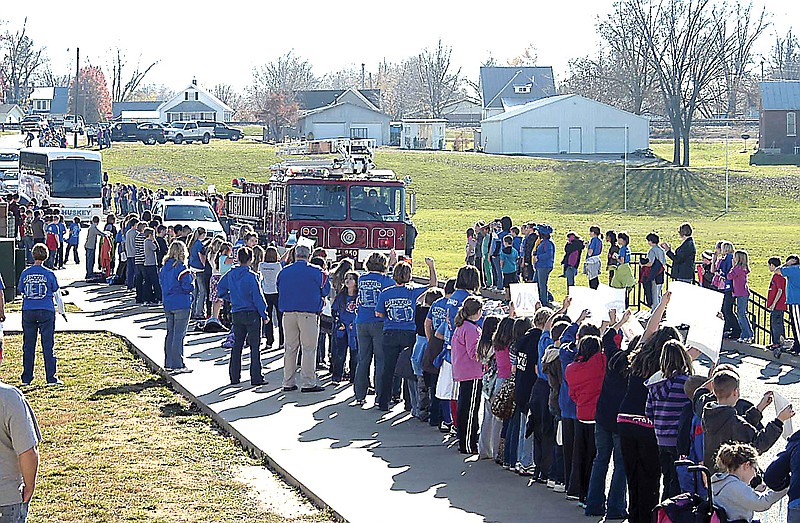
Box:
[565,351,606,422]
[645,373,690,447]
[217,265,268,319]
[159,258,193,311]
[711,472,786,522]
[764,430,800,509]
[694,387,783,469]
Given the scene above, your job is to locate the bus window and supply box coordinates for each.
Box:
[287,184,346,221]
[349,186,402,222]
[50,159,102,198]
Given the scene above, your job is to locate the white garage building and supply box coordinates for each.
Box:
[480,94,649,155]
[296,88,390,145]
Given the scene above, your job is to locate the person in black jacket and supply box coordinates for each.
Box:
[662,223,697,283]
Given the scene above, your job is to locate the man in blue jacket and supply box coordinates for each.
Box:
[217,246,269,386]
[278,244,331,393]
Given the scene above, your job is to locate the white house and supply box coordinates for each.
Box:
[297,88,390,145]
[28,87,70,117]
[159,79,234,123]
[480,94,650,155]
[400,119,447,150]
[0,104,25,124]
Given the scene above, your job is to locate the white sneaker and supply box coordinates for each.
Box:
[172,367,193,374]
[547,479,556,489]
[554,483,566,493]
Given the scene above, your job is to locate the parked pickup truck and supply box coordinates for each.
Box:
[20,115,48,133]
[164,121,212,144]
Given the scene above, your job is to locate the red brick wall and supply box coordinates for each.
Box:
[761,110,800,154]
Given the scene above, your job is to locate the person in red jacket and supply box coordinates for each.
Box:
[566,335,606,506]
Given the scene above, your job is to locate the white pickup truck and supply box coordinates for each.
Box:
[164,121,212,145]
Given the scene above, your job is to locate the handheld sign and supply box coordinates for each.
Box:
[774,392,794,439]
[510,283,539,317]
[665,281,724,328]
[685,317,725,363]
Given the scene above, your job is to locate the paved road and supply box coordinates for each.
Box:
[5,262,799,522]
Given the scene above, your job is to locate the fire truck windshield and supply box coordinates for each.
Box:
[288,183,347,221]
[349,185,402,222]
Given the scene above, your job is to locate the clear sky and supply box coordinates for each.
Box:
[1,0,796,92]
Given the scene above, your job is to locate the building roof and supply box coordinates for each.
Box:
[760,81,800,111]
[112,101,164,118]
[165,100,216,113]
[49,87,69,115]
[479,67,556,109]
[30,87,55,100]
[0,103,22,114]
[296,89,381,111]
[481,94,649,123]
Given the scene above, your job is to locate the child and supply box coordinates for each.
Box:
[56,215,67,269]
[450,296,484,454]
[155,226,168,268]
[44,215,58,269]
[699,250,715,289]
[562,231,584,288]
[605,230,619,286]
[728,250,754,344]
[331,271,359,385]
[503,316,534,471]
[541,320,572,492]
[676,375,708,497]
[259,246,283,348]
[476,315,502,461]
[768,256,788,355]
[712,443,786,523]
[412,288,443,421]
[534,224,556,307]
[424,279,455,429]
[465,227,477,266]
[565,335,605,505]
[610,232,636,291]
[645,340,693,499]
[64,216,81,265]
[209,242,232,326]
[776,255,800,355]
[499,235,519,302]
[764,425,800,522]
[694,370,791,470]
[142,228,161,305]
[586,225,603,290]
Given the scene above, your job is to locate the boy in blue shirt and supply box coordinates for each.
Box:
[65,217,81,265]
[776,254,800,355]
[499,235,519,302]
[587,225,603,289]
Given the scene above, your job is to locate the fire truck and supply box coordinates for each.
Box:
[224,149,417,265]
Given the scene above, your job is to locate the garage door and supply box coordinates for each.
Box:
[351,123,384,144]
[595,127,627,153]
[311,122,346,140]
[521,127,559,154]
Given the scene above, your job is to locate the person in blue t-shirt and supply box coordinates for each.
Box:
[18,244,62,386]
[499,235,520,302]
[55,214,67,269]
[353,253,397,405]
[777,255,800,354]
[374,258,437,411]
[587,225,603,290]
[65,217,81,265]
[424,278,455,428]
[188,227,208,319]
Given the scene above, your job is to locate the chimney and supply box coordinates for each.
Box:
[192,77,197,86]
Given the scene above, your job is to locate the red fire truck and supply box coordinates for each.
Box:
[224,161,417,265]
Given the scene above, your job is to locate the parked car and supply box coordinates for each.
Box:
[152,197,226,239]
[110,122,168,144]
[164,121,212,145]
[0,149,19,194]
[20,115,48,133]
[63,114,85,133]
[197,121,243,141]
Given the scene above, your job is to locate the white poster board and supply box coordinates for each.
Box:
[296,236,316,249]
[567,286,622,326]
[685,317,725,363]
[774,392,794,439]
[598,284,627,315]
[510,283,539,317]
[620,314,645,342]
[665,281,724,327]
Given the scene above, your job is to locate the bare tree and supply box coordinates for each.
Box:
[129,82,174,102]
[769,28,800,80]
[318,66,364,90]
[416,39,462,118]
[376,58,423,119]
[0,18,47,104]
[109,48,159,102]
[211,83,243,117]
[507,44,538,67]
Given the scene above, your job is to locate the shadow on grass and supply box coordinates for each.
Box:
[89,377,164,400]
[160,401,195,417]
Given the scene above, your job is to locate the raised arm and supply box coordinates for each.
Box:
[642,290,671,343]
[425,257,437,288]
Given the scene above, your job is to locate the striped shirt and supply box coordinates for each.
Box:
[134,232,146,265]
[645,374,690,447]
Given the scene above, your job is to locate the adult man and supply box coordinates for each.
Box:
[0,351,41,523]
[354,189,391,218]
[278,244,331,393]
[83,216,102,280]
[124,218,139,290]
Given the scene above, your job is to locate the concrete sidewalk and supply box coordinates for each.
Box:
[4,266,589,523]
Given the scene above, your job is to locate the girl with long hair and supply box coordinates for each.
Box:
[728,250,754,343]
[451,296,484,454]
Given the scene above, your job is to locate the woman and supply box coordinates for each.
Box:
[717,241,741,339]
[159,241,194,373]
[533,224,555,306]
[450,296,484,455]
[605,230,619,286]
[662,223,696,283]
[331,271,359,384]
[188,227,208,320]
[259,246,284,348]
[712,443,786,522]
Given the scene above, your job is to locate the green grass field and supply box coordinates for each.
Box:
[100,139,800,299]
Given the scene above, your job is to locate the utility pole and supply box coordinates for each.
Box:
[73,47,80,148]
[624,126,628,212]
[725,122,730,213]
[361,63,365,89]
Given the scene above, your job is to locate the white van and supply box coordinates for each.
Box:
[63,115,85,133]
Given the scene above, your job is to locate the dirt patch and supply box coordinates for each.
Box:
[126,166,204,188]
[236,466,332,522]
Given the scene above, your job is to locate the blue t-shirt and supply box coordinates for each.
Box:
[587,236,602,258]
[783,265,800,305]
[512,236,522,253]
[67,223,81,245]
[45,223,60,244]
[500,247,519,274]
[376,284,427,331]
[189,239,206,270]
[427,296,448,332]
[18,264,59,312]
[618,245,631,264]
[56,221,67,240]
[355,272,396,324]
[445,289,472,348]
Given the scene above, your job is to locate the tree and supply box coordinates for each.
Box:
[769,28,800,80]
[211,83,243,117]
[507,43,538,66]
[376,58,423,119]
[0,18,46,104]
[252,92,299,141]
[70,65,112,123]
[247,51,314,139]
[109,48,158,102]
[416,39,462,118]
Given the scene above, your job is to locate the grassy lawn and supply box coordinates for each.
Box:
[0,333,330,523]
[100,139,800,300]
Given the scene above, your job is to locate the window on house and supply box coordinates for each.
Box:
[194,92,198,101]
[513,85,532,94]
[788,112,797,137]
[350,127,368,139]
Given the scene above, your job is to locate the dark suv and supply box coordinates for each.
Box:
[197,121,243,141]
[111,121,168,144]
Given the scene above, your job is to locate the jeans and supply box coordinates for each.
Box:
[536,266,552,305]
[142,265,161,303]
[585,425,628,518]
[378,329,415,410]
[56,242,64,267]
[563,417,578,497]
[331,327,351,381]
[0,503,28,523]
[64,243,79,264]
[736,295,753,339]
[504,407,522,467]
[565,266,577,288]
[85,248,96,278]
[790,506,800,523]
[658,445,680,500]
[651,282,663,307]
[164,309,190,369]
[230,310,263,384]
[618,423,660,523]
[354,321,385,401]
[771,309,786,347]
[264,293,283,347]
[21,309,57,384]
[722,290,741,338]
[134,264,145,303]
[491,257,502,289]
[516,410,533,469]
[126,258,136,289]
[22,236,33,264]
[407,377,420,417]
[192,272,208,318]
[425,372,450,426]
